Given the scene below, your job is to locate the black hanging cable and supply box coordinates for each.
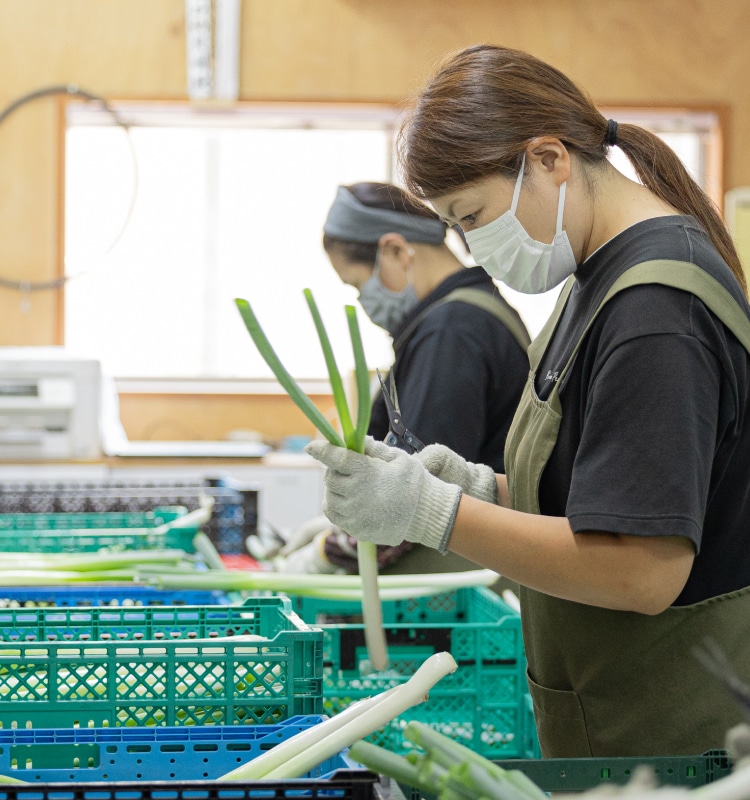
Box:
[0,83,138,296]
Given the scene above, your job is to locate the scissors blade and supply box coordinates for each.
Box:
[376,369,406,437]
[376,369,424,454]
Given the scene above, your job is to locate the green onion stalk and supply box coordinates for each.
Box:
[235,290,389,670]
[350,721,549,800]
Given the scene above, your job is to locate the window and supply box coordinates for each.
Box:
[63,103,723,382]
[64,103,399,388]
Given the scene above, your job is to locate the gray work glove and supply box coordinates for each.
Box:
[415,444,499,504]
[280,531,341,574]
[304,436,462,553]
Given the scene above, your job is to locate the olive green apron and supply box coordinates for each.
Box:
[385,287,530,584]
[393,286,531,352]
[504,259,750,757]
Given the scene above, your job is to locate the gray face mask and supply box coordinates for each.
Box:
[358,250,419,335]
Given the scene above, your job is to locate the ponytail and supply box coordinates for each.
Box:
[615,124,746,293]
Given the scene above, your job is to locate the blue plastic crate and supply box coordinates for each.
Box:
[0,716,361,782]
[0,586,233,608]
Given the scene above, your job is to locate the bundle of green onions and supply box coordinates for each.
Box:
[350,721,548,800]
[236,290,389,669]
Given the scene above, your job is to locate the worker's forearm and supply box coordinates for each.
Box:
[447,494,694,615]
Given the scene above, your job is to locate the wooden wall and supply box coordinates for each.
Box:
[1,0,749,442]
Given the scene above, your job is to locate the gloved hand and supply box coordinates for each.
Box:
[277,515,332,557]
[304,436,462,553]
[415,444,498,504]
[280,530,341,574]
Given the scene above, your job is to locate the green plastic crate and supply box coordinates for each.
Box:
[0,597,323,729]
[401,750,734,799]
[0,507,197,553]
[292,587,538,759]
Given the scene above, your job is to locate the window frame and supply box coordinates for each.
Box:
[59,99,727,394]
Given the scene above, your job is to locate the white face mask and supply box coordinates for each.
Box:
[464,153,577,294]
[358,248,419,334]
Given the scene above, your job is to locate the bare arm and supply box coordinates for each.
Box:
[449,494,695,615]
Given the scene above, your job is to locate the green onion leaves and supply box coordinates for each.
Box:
[235,298,345,447]
[235,290,388,669]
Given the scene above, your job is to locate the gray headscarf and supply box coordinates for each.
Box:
[323,186,447,244]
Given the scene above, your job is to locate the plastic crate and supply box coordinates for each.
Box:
[0,715,363,782]
[0,776,379,800]
[400,750,734,799]
[291,587,537,759]
[492,750,734,793]
[0,479,257,555]
[0,507,197,553]
[0,586,233,608]
[0,597,323,728]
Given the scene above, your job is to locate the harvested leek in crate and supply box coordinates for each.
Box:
[236,290,388,669]
[0,597,323,729]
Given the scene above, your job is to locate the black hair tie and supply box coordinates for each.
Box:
[605,119,619,147]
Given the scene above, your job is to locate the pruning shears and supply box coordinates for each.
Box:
[376,368,425,454]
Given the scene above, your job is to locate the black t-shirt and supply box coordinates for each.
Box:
[535,216,750,605]
[368,267,529,472]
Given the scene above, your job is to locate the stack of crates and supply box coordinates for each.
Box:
[0,483,379,798]
[0,596,376,795]
[0,477,258,555]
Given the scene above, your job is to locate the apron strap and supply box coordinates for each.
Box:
[546,260,750,401]
[528,276,576,368]
[394,286,532,351]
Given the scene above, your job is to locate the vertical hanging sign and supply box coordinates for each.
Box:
[185,0,241,101]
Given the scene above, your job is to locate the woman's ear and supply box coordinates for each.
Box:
[378,233,413,265]
[526,137,571,186]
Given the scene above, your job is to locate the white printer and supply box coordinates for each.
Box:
[0,348,102,461]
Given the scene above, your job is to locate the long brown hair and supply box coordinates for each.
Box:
[398,44,746,293]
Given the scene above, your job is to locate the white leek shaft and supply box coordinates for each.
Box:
[358,541,388,671]
[693,762,750,800]
[217,687,400,781]
[261,651,458,781]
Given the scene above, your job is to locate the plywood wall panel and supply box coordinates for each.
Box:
[0,0,749,439]
[117,392,336,443]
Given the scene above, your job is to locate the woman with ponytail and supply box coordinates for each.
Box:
[305,45,750,757]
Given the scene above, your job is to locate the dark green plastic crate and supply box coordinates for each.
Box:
[402,750,734,799]
[0,507,197,553]
[292,587,538,759]
[0,597,323,729]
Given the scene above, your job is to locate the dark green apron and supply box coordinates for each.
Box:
[504,259,750,757]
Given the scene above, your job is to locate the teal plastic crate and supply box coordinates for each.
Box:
[0,507,197,553]
[0,597,323,729]
[292,587,538,759]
